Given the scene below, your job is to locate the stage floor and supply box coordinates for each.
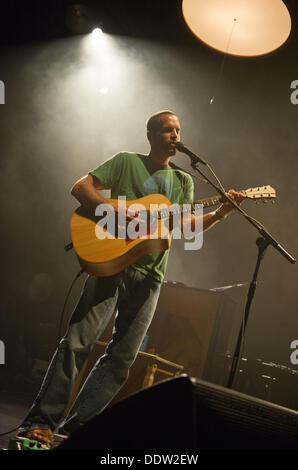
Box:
[0,390,33,449]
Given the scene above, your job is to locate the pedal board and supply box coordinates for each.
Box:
[8,436,49,450]
[7,433,67,450]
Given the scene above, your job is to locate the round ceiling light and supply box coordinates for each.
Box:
[182,0,291,57]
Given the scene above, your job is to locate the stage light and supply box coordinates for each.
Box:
[92,27,103,38]
[91,27,104,49]
[99,87,109,94]
[182,0,291,57]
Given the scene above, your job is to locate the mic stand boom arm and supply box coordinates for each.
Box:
[180,148,295,389]
[186,153,295,265]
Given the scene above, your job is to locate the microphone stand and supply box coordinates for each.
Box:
[177,146,296,389]
[226,237,270,389]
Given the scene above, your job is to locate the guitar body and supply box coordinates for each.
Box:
[70,194,172,277]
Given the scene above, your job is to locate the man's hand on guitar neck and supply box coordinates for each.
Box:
[215,189,246,219]
[194,189,245,233]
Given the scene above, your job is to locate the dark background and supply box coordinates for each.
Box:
[0,1,297,408]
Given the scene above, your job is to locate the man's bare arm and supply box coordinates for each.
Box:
[189,189,246,233]
[70,174,106,211]
[70,175,135,223]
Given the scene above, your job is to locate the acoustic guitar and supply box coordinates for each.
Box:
[69,185,276,277]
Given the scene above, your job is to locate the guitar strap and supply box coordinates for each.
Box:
[169,161,202,213]
[169,161,189,184]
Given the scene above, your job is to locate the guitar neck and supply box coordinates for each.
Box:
[158,192,241,220]
[156,195,224,221]
[153,185,275,220]
[194,190,248,209]
[193,194,222,208]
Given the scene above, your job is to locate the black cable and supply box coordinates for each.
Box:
[0,425,20,437]
[57,267,85,345]
[0,267,85,438]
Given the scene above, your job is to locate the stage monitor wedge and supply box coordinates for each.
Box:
[56,374,298,451]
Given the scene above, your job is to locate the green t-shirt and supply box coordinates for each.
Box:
[89,152,194,282]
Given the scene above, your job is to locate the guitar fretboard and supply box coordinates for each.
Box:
[194,195,222,208]
[140,186,275,221]
[156,194,232,220]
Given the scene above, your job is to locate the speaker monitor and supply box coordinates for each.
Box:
[146,282,241,386]
[57,375,298,450]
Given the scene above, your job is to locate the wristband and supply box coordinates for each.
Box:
[214,209,226,221]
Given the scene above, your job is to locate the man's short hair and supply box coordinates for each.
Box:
[146,110,176,133]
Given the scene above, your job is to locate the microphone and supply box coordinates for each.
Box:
[175,141,207,166]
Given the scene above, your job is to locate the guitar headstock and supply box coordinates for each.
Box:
[243,185,276,202]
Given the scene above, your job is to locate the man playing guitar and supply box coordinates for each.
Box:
[17,110,244,446]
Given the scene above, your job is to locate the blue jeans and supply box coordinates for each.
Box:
[20,266,161,434]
